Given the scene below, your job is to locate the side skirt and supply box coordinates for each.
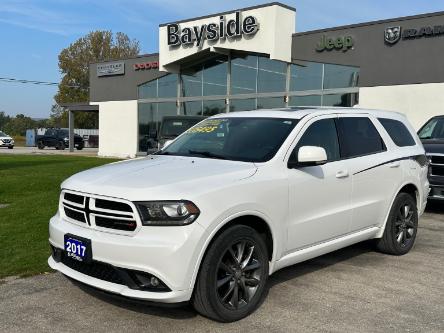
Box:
[270,227,380,274]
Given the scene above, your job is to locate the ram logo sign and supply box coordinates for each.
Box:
[384,26,401,44]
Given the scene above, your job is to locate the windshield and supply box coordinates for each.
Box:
[59,130,69,137]
[0,131,6,137]
[158,117,298,162]
[160,119,202,138]
[418,118,444,139]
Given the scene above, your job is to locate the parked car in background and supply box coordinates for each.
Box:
[0,131,14,149]
[418,115,444,200]
[49,108,428,322]
[146,115,206,153]
[37,128,84,150]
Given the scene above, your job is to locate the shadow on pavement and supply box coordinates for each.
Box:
[68,240,375,321]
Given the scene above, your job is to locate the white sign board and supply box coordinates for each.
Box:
[159,3,295,72]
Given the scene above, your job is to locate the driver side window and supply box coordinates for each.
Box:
[289,118,340,163]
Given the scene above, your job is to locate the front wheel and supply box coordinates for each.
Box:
[57,141,65,150]
[37,141,44,150]
[192,225,269,322]
[8,146,13,149]
[76,144,84,150]
[376,192,418,255]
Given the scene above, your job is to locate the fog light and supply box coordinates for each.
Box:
[150,277,159,287]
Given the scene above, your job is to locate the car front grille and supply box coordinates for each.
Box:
[2,139,11,143]
[430,155,444,177]
[61,191,138,232]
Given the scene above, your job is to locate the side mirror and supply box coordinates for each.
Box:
[288,146,328,168]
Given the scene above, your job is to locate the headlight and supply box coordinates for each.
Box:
[11,139,14,144]
[135,201,200,226]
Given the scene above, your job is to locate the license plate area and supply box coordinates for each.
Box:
[64,234,92,263]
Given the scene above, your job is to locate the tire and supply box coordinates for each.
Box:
[57,141,65,150]
[76,144,84,151]
[37,141,44,150]
[192,225,269,322]
[8,146,13,149]
[376,192,418,255]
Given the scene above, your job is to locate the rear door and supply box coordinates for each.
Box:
[336,115,402,232]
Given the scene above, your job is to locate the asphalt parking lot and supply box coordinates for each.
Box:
[0,146,99,156]
[1,204,443,333]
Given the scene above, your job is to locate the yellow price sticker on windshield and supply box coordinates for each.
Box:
[187,119,225,134]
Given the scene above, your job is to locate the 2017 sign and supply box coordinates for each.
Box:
[316,35,354,52]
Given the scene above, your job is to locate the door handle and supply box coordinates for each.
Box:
[336,170,349,178]
[388,161,400,168]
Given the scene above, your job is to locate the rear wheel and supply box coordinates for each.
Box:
[376,192,418,255]
[37,141,44,150]
[192,225,269,322]
[57,141,65,150]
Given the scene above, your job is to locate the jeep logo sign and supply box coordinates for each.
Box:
[167,11,259,48]
[316,35,354,52]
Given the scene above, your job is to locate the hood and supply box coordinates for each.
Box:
[62,155,257,201]
[421,139,444,154]
[0,136,12,140]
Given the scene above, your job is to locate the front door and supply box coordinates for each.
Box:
[286,116,352,252]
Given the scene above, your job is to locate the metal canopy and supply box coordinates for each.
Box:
[60,103,99,152]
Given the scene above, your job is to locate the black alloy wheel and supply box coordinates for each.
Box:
[216,240,262,310]
[376,192,418,255]
[37,141,44,150]
[193,225,269,322]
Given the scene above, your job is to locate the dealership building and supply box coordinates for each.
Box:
[80,2,444,158]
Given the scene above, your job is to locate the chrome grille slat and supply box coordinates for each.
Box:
[61,191,138,233]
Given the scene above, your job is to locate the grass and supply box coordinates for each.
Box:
[0,154,120,279]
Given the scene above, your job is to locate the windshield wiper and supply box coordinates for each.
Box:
[188,150,227,160]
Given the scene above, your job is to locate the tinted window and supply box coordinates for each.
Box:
[378,118,416,147]
[336,117,385,158]
[160,118,298,163]
[290,119,340,163]
[418,118,444,139]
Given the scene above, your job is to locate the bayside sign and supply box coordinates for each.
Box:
[167,11,259,48]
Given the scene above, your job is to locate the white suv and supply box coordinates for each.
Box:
[48,108,429,322]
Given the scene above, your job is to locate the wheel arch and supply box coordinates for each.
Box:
[376,182,420,238]
[189,212,275,291]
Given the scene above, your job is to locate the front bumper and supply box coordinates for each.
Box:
[48,214,206,303]
[0,142,13,147]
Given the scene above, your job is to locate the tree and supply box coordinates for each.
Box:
[3,114,35,136]
[54,31,140,128]
[0,111,11,130]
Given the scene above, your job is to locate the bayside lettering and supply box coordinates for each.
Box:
[316,35,354,52]
[167,11,259,48]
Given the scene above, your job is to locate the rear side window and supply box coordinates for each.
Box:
[378,118,416,147]
[336,117,386,158]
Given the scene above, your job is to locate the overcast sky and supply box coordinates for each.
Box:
[1,0,444,118]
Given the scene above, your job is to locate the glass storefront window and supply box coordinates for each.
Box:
[138,80,157,99]
[182,68,203,97]
[289,95,322,107]
[138,102,157,152]
[203,57,227,96]
[230,98,256,112]
[257,97,285,109]
[231,55,258,95]
[257,58,287,93]
[181,101,202,116]
[322,93,357,107]
[138,102,177,152]
[290,62,323,91]
[203,99,226,116]
[323,64,359,89]
[158,74,177,98]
